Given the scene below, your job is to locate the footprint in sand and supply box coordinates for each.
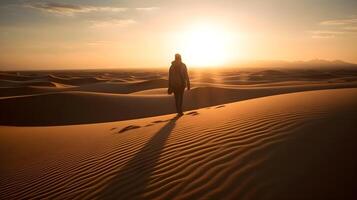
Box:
[186,111,199,116]
[144,119,171,127]
[118,125,141,133]
[152,119,170,124]
[215,105,225,109]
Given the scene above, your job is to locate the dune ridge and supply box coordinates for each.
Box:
[1,88,356,199]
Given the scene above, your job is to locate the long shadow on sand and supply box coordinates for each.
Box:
[100,115,180,199]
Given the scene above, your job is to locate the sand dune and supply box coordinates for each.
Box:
[1,88,356,199]
[78,78,168,94]
[0,77,168,97]
[0,72,46,82]
[1,80,357,125]
[47,75,104,86]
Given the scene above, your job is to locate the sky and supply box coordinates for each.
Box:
[0,0,357,70]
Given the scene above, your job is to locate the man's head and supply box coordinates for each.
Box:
[175,53,182,62]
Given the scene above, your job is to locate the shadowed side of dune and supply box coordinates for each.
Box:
[78,78,168,94]
[47,75,104,86]
[0,92,173,126]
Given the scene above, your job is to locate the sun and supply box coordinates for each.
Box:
[175,23,235,68]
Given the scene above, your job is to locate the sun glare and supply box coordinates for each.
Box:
[176,23,235,68]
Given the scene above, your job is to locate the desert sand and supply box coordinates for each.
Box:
[1,68,357,199]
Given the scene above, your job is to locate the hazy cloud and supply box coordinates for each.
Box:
[320,18,357,26]
[26,2,127,15]
[90,19,136,28]
[313,16,357,38]
[135,7,160,11]
[343,26,357,31]
[86,40,110,46]
[310,30,345,39]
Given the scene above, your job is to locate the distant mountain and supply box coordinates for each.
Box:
[289,59,356,68]
[236,59,357,70]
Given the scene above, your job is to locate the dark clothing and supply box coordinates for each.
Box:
[168,60,190,114]
[173,87,185,114]
[169,61,189,90]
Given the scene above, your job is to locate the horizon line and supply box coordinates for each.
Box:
[1,59,357,71]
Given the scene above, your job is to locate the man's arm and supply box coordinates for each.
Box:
[168,66,173,94]
[184,64,190,90]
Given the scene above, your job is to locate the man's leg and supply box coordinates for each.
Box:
[178,88,184,114]
[174,90,180,113]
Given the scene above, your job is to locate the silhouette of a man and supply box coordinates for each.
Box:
[168,53,190,115]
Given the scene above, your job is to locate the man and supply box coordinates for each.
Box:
[168,53,190,115]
